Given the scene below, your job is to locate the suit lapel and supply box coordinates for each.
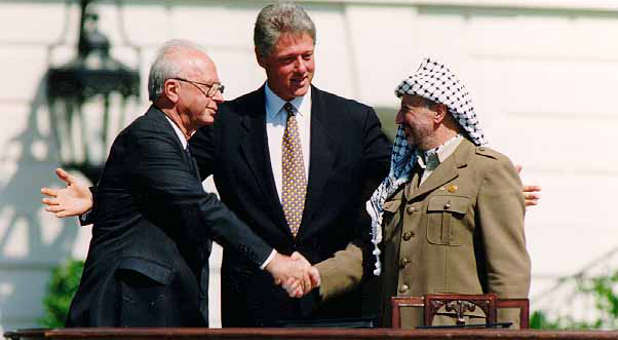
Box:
[238,87,289,232]
[146,106,188,153]
[298,87,336,237]
[147,106,185,150]
[144,107,203,185]
[405,139,473,201]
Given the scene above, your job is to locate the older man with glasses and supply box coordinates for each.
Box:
[48,39,313,327]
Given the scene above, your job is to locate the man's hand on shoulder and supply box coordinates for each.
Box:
[41,168,94,218]
[515,165,541,207]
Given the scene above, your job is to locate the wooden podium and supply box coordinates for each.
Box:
[391,294,530,329]
[5,327,618,340]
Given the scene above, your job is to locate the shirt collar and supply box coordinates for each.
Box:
[265,82,310,119]
[415,134,463,170]
[164,115,188,149]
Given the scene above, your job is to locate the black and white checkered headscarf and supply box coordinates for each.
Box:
[395,57,487,145]
[367,57,487,276]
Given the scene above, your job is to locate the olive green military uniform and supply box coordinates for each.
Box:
[317,138,530,329]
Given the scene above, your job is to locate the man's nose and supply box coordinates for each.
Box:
[294,56,307,73]
[212,89,224,103]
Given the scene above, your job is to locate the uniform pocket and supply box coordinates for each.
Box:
[426,195,469,246]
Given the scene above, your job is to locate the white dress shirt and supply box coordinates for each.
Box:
[164,115,189,150]
[264,83,311,202]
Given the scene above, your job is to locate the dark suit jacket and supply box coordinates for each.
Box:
[67,106,273,327]
[190,85,391,326]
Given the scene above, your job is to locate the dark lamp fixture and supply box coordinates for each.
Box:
[47,0,140,183]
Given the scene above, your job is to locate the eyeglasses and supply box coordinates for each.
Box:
[170,77,225,98]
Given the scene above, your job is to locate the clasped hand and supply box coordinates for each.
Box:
[40,166,540,298]
[265,252,320,298]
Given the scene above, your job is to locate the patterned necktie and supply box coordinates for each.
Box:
[281,102,307,238]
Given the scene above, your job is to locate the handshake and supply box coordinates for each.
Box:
[265,251,321,298]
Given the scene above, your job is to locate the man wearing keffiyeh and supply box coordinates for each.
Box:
[312,57,531,328]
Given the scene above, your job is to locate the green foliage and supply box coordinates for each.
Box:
[577,270,618,329]
[530,310,603,330]
[39,259,85,328]
[530,310,561,329]
[531,270,618,330]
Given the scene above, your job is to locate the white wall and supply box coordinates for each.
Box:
[1,0,617,332]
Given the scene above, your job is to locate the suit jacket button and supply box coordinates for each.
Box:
[398,284,409,293]
[402,231,414,241]
[406,206,416,214]
[399,257,410,268]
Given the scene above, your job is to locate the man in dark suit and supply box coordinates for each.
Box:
[48,40,313,327]
[186,3,392,326]
[44,3,391,326]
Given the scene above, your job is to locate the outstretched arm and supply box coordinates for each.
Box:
[41,168,93,218]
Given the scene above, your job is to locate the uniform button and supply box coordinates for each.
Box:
[399,257,410,268]
[406,206,416,214]
[402,231,415,241]
[444,201,452,209]
[399,284,409,293]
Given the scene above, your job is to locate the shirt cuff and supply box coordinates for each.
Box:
[259,249,277,270]
[78,209,93,226]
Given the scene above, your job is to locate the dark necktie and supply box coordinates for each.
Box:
[185,146,200,180]
[281,102,307,238]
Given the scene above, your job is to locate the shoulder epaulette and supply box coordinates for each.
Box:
[475,146,499,160]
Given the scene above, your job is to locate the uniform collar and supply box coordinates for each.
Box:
[415,134,463,171]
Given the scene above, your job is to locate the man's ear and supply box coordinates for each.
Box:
[163,79,180,103]
[434,103,448,123]
[255,47,266,68]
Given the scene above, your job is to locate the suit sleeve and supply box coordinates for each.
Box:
[128,127,273,268]
[477,154,531,326]
[81,124,215,224]
[315,106,391,300]
[360,106,392,184]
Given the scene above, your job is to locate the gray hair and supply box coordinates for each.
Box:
[254,2,316,58]
[147,39,205,102]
